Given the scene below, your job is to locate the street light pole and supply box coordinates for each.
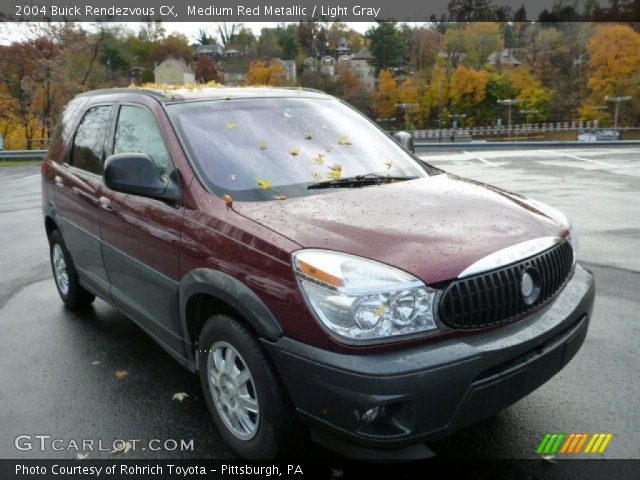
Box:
[519,109,538,140]
[605,95,632,128]
[497,99,520,141]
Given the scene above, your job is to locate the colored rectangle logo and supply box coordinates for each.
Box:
[537,433,612,454]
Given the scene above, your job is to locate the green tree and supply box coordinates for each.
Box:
[366,22,406,72]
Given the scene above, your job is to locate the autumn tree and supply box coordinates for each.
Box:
[195,57,218,83]
[585,24,640,104]
[397,77,426,128]
[405,27,444,73]
[373,69,399,119]
[151,33,194,65]
[449,65,489,123]
[246,60,287,86]
[296,22,328,58]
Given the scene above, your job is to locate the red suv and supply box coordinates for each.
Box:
[42,87,595,459]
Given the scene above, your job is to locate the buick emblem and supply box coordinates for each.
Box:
[521,268,541,305]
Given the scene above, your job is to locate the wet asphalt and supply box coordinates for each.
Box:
[0,149,638,460]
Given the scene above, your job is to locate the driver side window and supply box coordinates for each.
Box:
[113,105,173,176]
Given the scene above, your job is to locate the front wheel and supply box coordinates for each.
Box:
[49,230,95,309]
[198,314,304,458]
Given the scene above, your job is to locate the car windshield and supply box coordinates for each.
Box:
[167,97,428,201]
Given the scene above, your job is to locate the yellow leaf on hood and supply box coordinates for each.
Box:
[327,164,343,179]
[115,370,128,379]
[226,122,237,129]
[260,141,268,150]
[274,194,286,200]
[337,136,352,146]
[385,159,393,170]
[304,131,314,139]
[256,177,272,189]
[289,147,300,156]
[312,154,325,166]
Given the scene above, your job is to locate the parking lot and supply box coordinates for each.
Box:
[1,147,639,459]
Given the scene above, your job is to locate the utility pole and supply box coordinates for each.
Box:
[605,96,632,129]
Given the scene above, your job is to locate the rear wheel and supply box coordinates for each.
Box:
[49,230,95,309]
[198,314,303,458]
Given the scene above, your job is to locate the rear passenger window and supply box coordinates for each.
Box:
[70,105,112,174]
[114,105,172,176]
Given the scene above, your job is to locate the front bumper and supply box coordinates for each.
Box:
[263,264,595,458]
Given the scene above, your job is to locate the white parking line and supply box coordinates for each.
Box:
[540,150,617,168]
[608,164,640,170]
[23,174,40,179]
[463,151,498,167]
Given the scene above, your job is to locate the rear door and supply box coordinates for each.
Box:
[99,101,185,357]
[53,103,113,298]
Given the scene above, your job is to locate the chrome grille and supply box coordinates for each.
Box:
[438,241,574,329]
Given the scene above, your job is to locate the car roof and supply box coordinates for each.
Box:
[77,86,334,103]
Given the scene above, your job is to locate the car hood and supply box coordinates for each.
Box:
[233,174,568,284]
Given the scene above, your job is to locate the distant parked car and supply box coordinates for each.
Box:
[577,129,621,142]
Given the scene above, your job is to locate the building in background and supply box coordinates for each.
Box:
[154,58,195,85]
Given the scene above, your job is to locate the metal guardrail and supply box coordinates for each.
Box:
[2,140,640,161]
[415,140,640,152]
[0,150,47,160]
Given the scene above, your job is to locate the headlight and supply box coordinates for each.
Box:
[292,250,438,341]
[526,198,578,264]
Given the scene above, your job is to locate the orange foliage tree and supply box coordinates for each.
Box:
[373,69,398,120]
[246,60,288,86]
[581,24,640,123]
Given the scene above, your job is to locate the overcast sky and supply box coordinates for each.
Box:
[0,22,383,45]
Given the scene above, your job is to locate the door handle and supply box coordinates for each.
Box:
[99,196,114,211]
[54,175,63,187]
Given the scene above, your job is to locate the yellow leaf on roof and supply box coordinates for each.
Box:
[226,122,237,129]
[256,177,272,189]
[304,131,314,139]
[260,141,268,150]
[326,146,334,152]
[289,147,300,156]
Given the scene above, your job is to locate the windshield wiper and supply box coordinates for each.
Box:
[307,173,418,190]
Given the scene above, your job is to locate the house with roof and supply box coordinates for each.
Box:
[275,59,297,83]
[347,49,376,91]
[154,58,195,85]
[196,44,224,61]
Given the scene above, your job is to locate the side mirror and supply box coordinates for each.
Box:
[104,153,180,203]
[393,131,415,154]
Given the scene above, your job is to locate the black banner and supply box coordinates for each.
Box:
[2,459,640,480]
[1,0,637,23]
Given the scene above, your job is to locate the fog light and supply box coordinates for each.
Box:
[361,406,380,425]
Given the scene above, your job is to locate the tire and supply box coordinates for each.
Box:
[49,229,95,309]
[198,314,304,458]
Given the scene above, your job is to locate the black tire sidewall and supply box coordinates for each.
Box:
[49,230,92,308]
[197,315,285,459]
